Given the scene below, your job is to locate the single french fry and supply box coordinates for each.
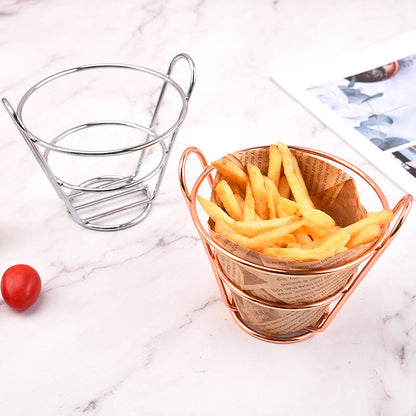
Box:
[211,157,248,191]
[266,230,350,259]
[215,180,244,221]
[264,177,277,219]
[343,209,393,237]
[234,193,245,214]
[292,229,313,247]
[278,142,315,208]
[347,223,381,249]
[214,220,250,247]
[264,176,287,219]
[240,192,264,220]
[279,197,300,216]
[215,218,304,254]
[231,185,249,213]
[301,222,340,241]
[336,247,349,254]
[247,218,305,251]
[264,247,334,261]
[317,229,350,252]
[197,196,235,227]
[273,233,297,247]
[280,197,335,228]
[243,183,256,222]
[278,175,291,199]
[268,145,282,187]
[299,202,336,228]
[233,217,293,237]
[247,164,269,219]
[305,229,340,248]
[229,182,241,195]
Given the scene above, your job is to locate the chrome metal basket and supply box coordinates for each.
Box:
[4,54,196,231]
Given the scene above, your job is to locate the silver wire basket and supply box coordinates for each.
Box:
[3,54,196,231]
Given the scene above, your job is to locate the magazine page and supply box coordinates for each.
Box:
[273,30,416,196]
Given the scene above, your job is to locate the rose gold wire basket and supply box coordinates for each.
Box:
[178,145,413,343]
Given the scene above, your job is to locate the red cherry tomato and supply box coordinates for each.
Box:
[1,264,41,311]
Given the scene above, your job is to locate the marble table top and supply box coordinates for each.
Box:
[0,1,415,415]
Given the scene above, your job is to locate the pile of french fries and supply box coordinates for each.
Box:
[198,142,393,261]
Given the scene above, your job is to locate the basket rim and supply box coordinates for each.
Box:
[16,63,189,156]
[189,144,391,276]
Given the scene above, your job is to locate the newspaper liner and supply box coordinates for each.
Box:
[210,147,373,336]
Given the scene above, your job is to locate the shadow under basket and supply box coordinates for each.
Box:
[3,54,196,231]
[179,145,413,343]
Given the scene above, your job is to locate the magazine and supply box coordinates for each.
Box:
[273,30,416,196]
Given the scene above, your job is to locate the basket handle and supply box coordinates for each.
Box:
[139,54,196,200]
[167,53,196,100]
[178,146,214,206]
[178,147,236,309]
[313,193,413,333]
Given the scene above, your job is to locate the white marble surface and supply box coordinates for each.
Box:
[0,1,415,415]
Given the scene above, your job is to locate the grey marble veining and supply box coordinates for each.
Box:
[0,0,415,415]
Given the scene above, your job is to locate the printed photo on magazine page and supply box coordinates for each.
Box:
[273,31,416,196]
[308,54,416,180]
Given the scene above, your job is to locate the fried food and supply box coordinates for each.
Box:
[199,143,393,261]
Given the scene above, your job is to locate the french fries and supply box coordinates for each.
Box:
[215,180,244,221]
[211,157,248,191]
[247,164,269,219]
[278,142,315,208]
[197,196,235,227]
[199,143,394,261]
[243,183,256,222]
[278,176,291,199]
[267,144,282,187]
[246,218,304,251]
[264,177,277,219]
[279,197,336,228]
[343,209,393,237]
[233,217,294,237]
[264,247,335,261]
[346,224,381,249]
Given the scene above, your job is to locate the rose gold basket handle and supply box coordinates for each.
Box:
[314,193,413,333]
[179,146,214,206]
[383,194,413,242]
[179,147,236,310]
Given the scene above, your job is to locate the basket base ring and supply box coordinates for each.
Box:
[229,309,318,343]
[66,175,154,231]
